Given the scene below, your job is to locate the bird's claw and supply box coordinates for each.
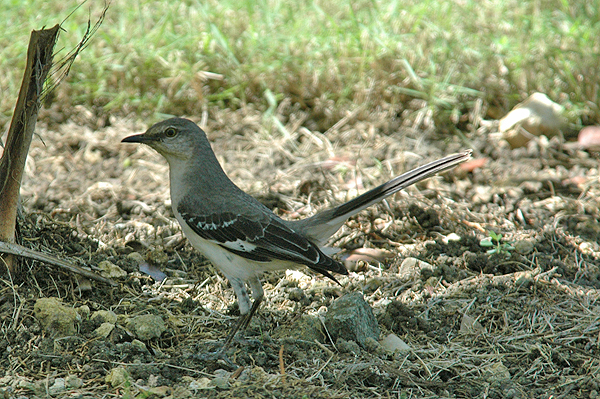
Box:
[193,346,236,368]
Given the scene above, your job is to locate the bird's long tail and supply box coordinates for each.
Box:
[292,150,472,245]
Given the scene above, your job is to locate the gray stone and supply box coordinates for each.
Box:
[65,375,83,389]
[98,260,127,278]
[91,310,118,325]
[324,292,380,347]
[105,366,130,387]
[514,240,534,254]
[94,322,115,338]
[48,378,65,396]
[131,339,148,352]
[127,314,166,340]
[34,297,80,337]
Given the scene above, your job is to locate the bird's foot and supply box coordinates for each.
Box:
[231,333,263,348]
[192,343,236,368]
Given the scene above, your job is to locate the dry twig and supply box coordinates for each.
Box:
[0,240,115,286]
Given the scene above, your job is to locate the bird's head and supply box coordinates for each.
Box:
[122,118,209,162]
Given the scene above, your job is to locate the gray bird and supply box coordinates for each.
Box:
[122,117,471,348]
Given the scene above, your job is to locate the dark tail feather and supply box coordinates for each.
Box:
[329,150,472,220]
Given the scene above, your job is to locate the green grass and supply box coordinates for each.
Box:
[1,0,598,130]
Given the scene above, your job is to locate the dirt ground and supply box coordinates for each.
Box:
[1,106,599,399]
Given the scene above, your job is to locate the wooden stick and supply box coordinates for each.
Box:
[0,241,116,286]
[0,25,60,273]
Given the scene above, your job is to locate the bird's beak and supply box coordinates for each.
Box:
[121,133,154,144]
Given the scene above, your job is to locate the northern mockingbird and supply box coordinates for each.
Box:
[122,117,471,348]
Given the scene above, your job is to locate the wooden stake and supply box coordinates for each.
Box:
[0,25,59,274]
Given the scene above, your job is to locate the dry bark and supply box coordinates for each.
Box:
[0,25,59,274]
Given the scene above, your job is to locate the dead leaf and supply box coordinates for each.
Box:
[578,126,600,151]
[380,333,411,353]
[458,157,487,173]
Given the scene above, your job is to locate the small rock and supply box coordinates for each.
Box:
[472,185,493,204]
[131,339,148,352]
[91,310,118,325]
[579,241,598,254]
[188,377,211,390]
[143,386,172,397]
[94,322,115,339]
[380,333,411,354]
[126,251,145,264]
[514,240,535,255]
[443,233,462,244]
[285,269,311,284]
[17,378,36,390]
[210,376,229,389]
[398,257,435,281]
[324,292,380,347]
[578,126,600,151]
[106,366,130,387]
[127,314,166,340]
[77,305,90,318]
[34,297,80,337]
[48,378,65,396]
[210,369,231,389]
[75,277,93,292]
[65,375,83,389]
[499,92,564,148]
[98,260,127,278]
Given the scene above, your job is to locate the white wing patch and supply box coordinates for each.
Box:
[193,217,237,231]
[218,239,258,254]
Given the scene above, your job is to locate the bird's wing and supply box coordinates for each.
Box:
[178,208,348,281]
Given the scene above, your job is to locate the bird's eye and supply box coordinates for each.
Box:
[164,127,177,138]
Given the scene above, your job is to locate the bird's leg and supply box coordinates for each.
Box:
[192,277,258,367]
[223,276,264,349]
[244,276,265,331]
[223,295,263,349]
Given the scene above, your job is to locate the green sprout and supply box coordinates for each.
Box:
[480,231,515,258]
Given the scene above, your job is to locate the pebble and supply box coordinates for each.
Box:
[324,292,380,347]
[98,260,127,278]
[105,367,130,387]
[94,322,115,338]
[127,314,166,340]
[34,297,80,337]
[514,240,534,254]
[91,310,118,324]
[48,378,65,396]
